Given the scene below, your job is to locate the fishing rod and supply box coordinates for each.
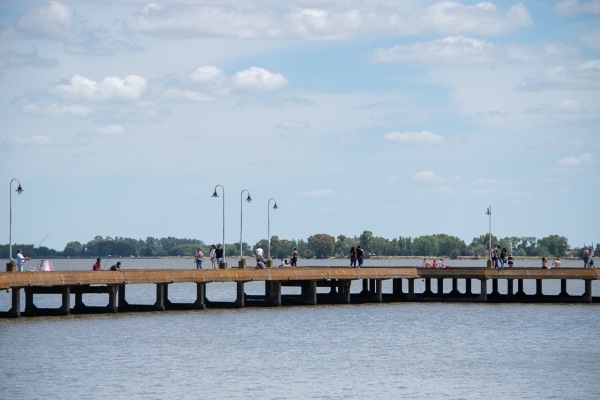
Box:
[34,231,53,249]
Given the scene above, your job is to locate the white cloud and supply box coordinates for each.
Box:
[163,89,215,103]
[232,67,287,91]
[518,60,600,91]
[274,120,309,129]
[121,2,533,40]
[371,36,578,65]
[554,0,600,16]
[299,189,335,198]
[95,124,126,136]
[384,130,444,144]
[19,103,94,117]
[190,66,226,84]
[52,74,148,101]
[556,153,594,167]
[0,48,58,69]
[413,171,443,181]
[64,32,142,56]
[524,99,585,114]
[16,1,74,39]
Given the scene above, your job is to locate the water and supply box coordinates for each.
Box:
[1,258,599,399]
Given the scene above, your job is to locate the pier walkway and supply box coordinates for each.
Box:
[1,267,598,317]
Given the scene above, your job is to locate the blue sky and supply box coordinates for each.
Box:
[1,0,598,252]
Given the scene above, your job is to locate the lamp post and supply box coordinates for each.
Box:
[212,185,225,260]
[9,178,24,262]
[267,198,278,260]
[240,189,252,258]
[486,205,492,268]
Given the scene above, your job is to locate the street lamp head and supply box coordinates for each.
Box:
[212,190,219,198]
[246,194,252,203]
[273,202,278,210]
[16,185,23,195]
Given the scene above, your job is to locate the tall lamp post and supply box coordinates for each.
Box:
[240,189,252,258]
[9,178,24,262]
[267,198,278,260]
[212,185,225,260]
[486,204,492,268]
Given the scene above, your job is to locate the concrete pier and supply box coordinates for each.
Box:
[1,267,598,317]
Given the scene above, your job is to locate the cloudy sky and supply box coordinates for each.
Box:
[1,0,598,252]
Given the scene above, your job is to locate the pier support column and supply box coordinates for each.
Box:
[118,285,129,310]
[107,285,117,313]
[516,279,525,297]
[305,281,317,305]
[407,279,416,301]
[369,279,375,295]
[491,279,499,297]
[74,292,85,312]
[155,284,166,311]
[235,282,245,308]
[449,278,460,297]
[271,281,281,306]
[374,280,382,303]
[423,278,433,296]
[393,279,403,297]
[25,288,37,314]
[361,279,368,295]
[478,279,487,302]
[339,281,351,304]
[265,281,272,300]
[437,278,444,297]
[9,288,21,318]
[507,279,514,298]
[59,287,71,315]
[194,283,206,309]
[559,279,568,297]
[536,279,543,297]
[465,279,472,296]
[583,280,592,303]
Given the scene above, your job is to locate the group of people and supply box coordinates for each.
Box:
[92,258,122,271]
[349,246,365,267]
[583,247,596,269]
[194,244,225,269]
[491,246,514,269]
[421,258,451,268]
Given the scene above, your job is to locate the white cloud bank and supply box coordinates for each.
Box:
[95,124,126,136]
[556,153,594,167]
[413,171,443,181]
[16,1,74,39]
[0,48,57,69]
[518,60,600,91]
[372,36,577,65]
[554,0,600,16]
[524,99,585,114]
[52,74,148,101]
[384,131,444,144]
[122,2,533,40]
[232,67,288,91]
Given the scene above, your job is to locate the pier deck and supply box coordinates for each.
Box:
[1,267,598,317]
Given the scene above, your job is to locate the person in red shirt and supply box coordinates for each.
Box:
[93,258,101,270]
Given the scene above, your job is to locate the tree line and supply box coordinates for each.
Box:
[2,232,598,259]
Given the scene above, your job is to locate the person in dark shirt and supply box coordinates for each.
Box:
[110,262,121,271]
[215,244,224,264]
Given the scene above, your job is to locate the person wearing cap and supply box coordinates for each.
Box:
[93,258,101,270]
[110,262,121,271]
[15,249,31,272]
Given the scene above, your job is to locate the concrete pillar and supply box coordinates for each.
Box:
[60,287,71,315]
[491,279,499,296]
[235,282,245,308]
[266,260,273,269]
[465,279,472,295]
[6,260,16,272]
[163,284,170,305]
[507,279,514,297]
[407,278,415,300]
[583,280,592,303]
[271,281,281,306]
[340,282,351,304]
[219,262,228,269]
[516,279,525,297]
[536,279,543,297]
[374,280,382,303]
[74,292,85,311]
[559,279,568,297]
[9,287,20,318]
[305,281,317,305]
[437,278,444,296]
[155,284,166,310]
[25,288,37,314]
[369,279,375,294]
[449,278,460,296]
[238,259,246,269]
[478,279,487,302]
[194,283,206,309]
[424,278,433,296]
[107,285,117,313]
[118,285,128,310]
[361,279,368,295]
[393,278,403,296]
[265,281,272,300]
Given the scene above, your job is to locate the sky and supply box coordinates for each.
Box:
[0,0,599,252]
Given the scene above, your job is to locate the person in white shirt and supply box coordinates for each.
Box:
[16,249,30,272]
[255,247,264,262]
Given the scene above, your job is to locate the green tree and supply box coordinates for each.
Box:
[536,235,569,257]
[307,234,335,258]
[63,241,83,257]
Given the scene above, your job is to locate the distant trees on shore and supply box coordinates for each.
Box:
[1,232,597,260]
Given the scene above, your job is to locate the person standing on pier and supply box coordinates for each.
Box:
[195,248,203,269]
[507,254,514,269]
[15,249,30,272]
[291,247,298,267]
[215,244,224,264]
[210,245,217,269]
[356,245,365,267]
[350,247,357,267]
[93,258,101,271]
[499,248,507,268]
[583,247,591,268]
[256,246,265,263]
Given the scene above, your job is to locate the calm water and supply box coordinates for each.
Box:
[1,258,599,399]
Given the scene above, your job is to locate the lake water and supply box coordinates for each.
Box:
[1,258,599,399]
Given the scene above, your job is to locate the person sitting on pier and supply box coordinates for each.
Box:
[507,254,514,269]
[589,258,595,269]
[551,258,561,269]
[542,257,548,269]
[110,262,121,271]
[279,259,288,268]
[93,258,101,271]
[422,258,431,268]
[256,260,267,269]
[432,259,438,269]
[439,258,451,268]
